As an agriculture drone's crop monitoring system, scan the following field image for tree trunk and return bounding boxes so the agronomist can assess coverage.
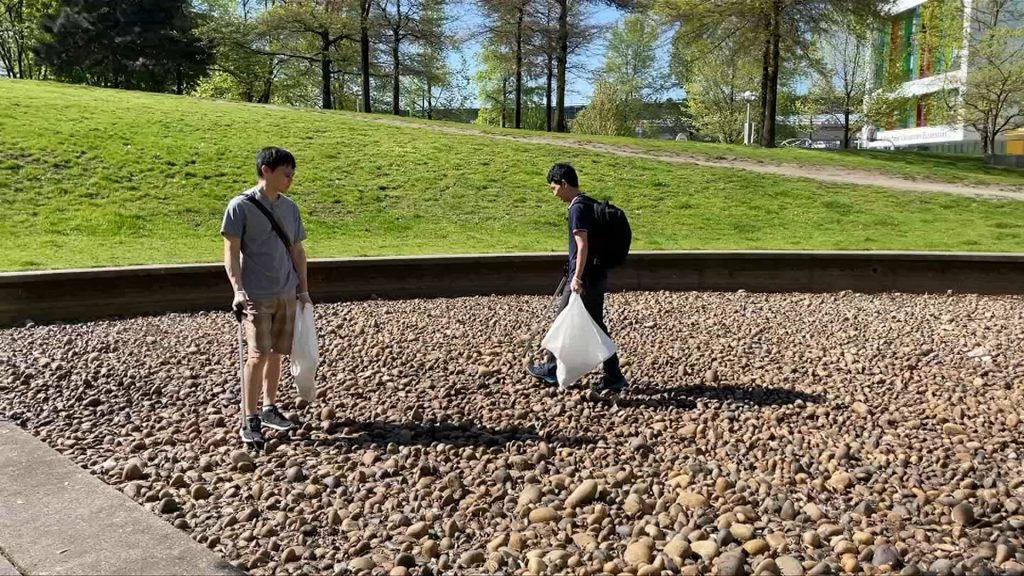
[392,30,401,115]
[426,74,433,120]
[843,108,851,149]
[321,55,333,109]
[360,1,373,114]
[759,12,771,138]
[260,76,272,103]
[514,3,524,129]
[760,0,781,148]
[555,0,569,132]
[501,75,508,128]
[259,58,274,104]
[546,53,554,132]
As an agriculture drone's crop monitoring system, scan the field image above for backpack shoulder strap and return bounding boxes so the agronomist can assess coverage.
[244,192,293,250]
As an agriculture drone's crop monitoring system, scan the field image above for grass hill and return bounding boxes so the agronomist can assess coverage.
[1,79,1023,271]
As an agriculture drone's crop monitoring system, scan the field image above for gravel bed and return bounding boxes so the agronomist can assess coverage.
[2,291,1023,576]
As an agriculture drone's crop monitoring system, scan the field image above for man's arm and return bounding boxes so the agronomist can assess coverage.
[224,236,243,293]
[224,236,247,318]
[291,241,311,303]
[571,230,588,292]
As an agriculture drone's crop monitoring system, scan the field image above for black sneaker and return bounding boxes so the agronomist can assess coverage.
[259,405,295,431]
[526,363,557,386]
[240,415,265,447]
[594,374,628,393]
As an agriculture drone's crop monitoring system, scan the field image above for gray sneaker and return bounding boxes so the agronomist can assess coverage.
[259,405,295,431]
[240,415,265,448]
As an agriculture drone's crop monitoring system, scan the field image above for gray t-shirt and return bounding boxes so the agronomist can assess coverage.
[220,187,307,299]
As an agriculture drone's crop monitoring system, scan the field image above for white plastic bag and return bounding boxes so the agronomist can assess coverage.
[541,292,618,389]
[290,302,319,402]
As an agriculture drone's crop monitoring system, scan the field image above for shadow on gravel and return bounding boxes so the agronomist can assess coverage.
[587,384,824,410]
[321,421,595,449]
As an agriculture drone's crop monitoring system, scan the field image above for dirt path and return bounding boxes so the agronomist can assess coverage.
[365,115,1024,201]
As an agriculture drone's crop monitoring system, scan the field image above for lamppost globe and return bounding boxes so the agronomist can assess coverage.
[741,91,757,144]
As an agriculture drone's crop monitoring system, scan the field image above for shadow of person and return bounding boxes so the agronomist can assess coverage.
[314,419,595,449]
[585,380,823,410]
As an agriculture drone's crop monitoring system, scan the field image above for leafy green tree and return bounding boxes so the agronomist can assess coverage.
[808,12,874,148]
[0,0,57,78]
[657,0,888,146]
[570,80,638,136]
[572,12,664,137]
[194,0,278,103]
[674,30,759,143]
[34,0,211,93]
[601,12,664,102]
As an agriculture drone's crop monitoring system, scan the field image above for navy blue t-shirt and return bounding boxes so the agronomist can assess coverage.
[567,195,595,278]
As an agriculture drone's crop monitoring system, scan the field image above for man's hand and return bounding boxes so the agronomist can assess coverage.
[298,291,312,306]
[232,291,248,322]
[569,276,584,294]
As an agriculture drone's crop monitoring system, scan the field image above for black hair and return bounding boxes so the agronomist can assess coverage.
[547,163,579,188]
[256,147,296,178]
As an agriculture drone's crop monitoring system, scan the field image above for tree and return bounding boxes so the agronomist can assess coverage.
[672,24,759,143]
[476,0,536,129]
[524,0,601,131]
[194,0,279,103]
[570,80,637,135]
[544,0,638,132]
[572,12,663,137]
[254,0,356,109]
[809,13,873,148]
[601,12,664,102]
[377,0,438,115]
[34,0,211,94]
[474,39,514,127]
[404,49,470,119]
[657,0,888,146]
[353,0,373,112]
[404,0,464,119]
[0,0,56,79]
[941,0,1024,154]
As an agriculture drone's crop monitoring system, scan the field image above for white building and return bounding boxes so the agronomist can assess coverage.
[863,0,975,151]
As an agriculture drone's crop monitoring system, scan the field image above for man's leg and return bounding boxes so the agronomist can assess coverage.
[527,278,570,385]
[241,300,273,444]
[244,356,267,414]
[259,295,296,431]
[580,284,625,386]
[262,353,283,405]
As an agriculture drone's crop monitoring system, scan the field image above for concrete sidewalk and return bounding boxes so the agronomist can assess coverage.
[0,422,241,575]
[0,554,19,576]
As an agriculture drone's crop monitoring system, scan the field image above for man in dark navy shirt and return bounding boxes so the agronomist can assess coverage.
[527,163,627,392]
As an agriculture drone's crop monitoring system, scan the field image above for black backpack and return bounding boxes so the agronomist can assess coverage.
[581,196,632,269]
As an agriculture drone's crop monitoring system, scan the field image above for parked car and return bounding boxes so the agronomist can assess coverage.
[779,138,813,148]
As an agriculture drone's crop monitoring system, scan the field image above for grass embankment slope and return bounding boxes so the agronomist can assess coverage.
[1,79,1023,271]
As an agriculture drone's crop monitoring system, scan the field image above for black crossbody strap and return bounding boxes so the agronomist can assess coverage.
[244,193,293,251]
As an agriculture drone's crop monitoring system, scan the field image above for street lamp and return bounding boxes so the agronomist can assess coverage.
[742,91,758,145]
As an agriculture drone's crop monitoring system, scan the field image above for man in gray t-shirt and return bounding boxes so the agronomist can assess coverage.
[221,147,311,447]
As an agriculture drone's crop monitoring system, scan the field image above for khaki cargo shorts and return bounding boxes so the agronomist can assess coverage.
[243,294,297,357]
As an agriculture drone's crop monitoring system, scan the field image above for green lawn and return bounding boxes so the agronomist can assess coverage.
[1,79,1024,271]
[402,115,1024,189]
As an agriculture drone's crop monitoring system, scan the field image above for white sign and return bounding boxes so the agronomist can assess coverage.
[876,125,964,146]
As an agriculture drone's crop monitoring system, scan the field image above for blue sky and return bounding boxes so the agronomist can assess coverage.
[447,2,680,107]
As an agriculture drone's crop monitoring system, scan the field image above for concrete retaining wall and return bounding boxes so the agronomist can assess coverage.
[2,251,1023,326]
